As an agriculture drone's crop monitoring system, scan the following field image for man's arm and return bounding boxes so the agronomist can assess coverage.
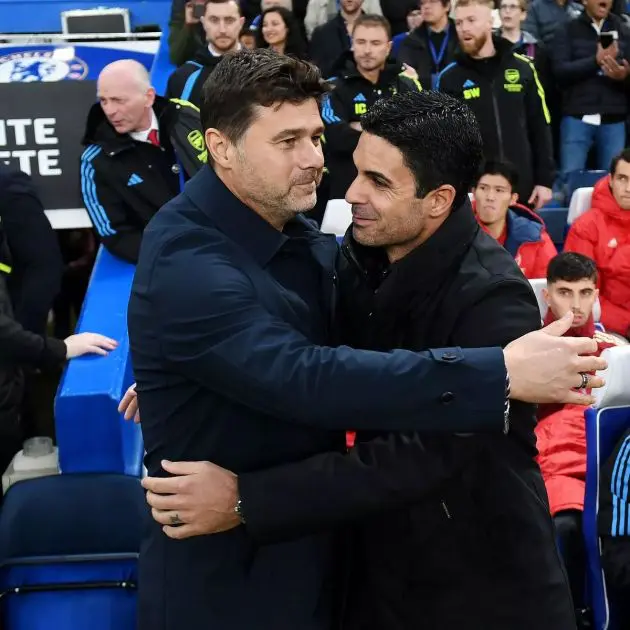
[551,25,600,88]
[518,55,555,190]
[80,147,143,263]
[321,89,363,156]
[0,311,67,368]
[151,229,507,433]
[237,280,541,543]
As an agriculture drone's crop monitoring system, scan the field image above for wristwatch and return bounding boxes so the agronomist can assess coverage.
[234,497,246,525]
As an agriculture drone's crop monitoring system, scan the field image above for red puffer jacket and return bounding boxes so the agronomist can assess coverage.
[535,311,624,515]
[564,175,630,337]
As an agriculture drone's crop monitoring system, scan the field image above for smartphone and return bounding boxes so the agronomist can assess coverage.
[192,2,205,18]
[599,31,617,49]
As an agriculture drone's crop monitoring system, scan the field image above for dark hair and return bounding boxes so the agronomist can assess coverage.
[256,7,307,58]
[547,252,598,285]
[204,0,241,15]
[200,49,330,145]
[610,148,630,176]
[360,90,484,205]
[476,160,519,192]
[353,14,392,39]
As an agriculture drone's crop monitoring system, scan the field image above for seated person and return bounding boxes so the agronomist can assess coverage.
[564,149,630,339]
[81,60,204,263]
[599,427,630,628]
[535,252,628,615]
[473,160,557,279]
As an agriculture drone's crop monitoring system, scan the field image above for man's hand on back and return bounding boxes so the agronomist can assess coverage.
[142,460,240,539]
[504,311,606,405]
[118,383,140,422]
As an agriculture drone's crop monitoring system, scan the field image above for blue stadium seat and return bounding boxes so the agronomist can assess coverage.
[567,170,607,205]
[55,246,142,476]
[538,206,569,251]
[150,27,175,97]
[0,474,147,630]
[583,346,630,630]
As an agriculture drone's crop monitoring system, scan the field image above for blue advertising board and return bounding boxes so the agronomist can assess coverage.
[0,42,157,82]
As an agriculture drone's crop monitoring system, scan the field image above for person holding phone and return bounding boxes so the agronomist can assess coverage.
[551,0,630,199]
[168,0,208,66]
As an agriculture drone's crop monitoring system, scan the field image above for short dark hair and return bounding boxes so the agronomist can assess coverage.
[360,90,484,205]
[547,252,598,285]
[610,148,630,176]
[353,14,392,39]
[204,0,241,14]
[476,160,519,192]
[200,49,330,145]
[255,7,307,57]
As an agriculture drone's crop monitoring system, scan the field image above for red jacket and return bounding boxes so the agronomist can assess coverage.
[473,201,558,279]
[535,312,623,516]
[564,175,630,337]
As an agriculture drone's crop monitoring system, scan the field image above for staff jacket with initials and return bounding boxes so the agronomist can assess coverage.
[321,54,422,199]
[437,36,555,203]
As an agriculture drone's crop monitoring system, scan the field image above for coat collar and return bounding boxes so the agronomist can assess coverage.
[343,198,479,293]
[183,165,335,268]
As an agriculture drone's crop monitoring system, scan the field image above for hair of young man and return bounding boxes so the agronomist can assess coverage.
[360,90,484,206]
[200,48,330,145]
[352,14,392,39]
[476,160,519,191]
[547,252,598,285]
[204,0,242,14]
[255,6,307,56]
[610,148,630,176]
[456,0,494,9]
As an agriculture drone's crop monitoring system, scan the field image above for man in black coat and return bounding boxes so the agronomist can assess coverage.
[136,86,600,629]
[0,166,62,336]
[0,217,117,473]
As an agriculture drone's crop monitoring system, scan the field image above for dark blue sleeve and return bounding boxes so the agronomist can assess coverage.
[153,229,507,433]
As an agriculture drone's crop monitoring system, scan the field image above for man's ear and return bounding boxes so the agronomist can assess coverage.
[205,128,232,169]
[542,287,550,305]
[510,191,519,206]
[428,184,456,218]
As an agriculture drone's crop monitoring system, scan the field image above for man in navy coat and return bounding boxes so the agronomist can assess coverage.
[128,49,605,630]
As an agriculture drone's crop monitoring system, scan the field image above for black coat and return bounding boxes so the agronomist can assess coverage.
[239,202,576,630]
[437,36,555,202]
[310,14,352,79]
[80,97,184,263]
[130,167,510,630]
[397,21,458,89]
[0,219,65,472]
[337,202,575,629]
[322,56,422,198]
[165,46,223,106]
[551,11,630,118]
[0,167,62,335]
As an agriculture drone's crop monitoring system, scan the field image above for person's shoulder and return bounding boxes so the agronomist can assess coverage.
[0,166,32,196]
[463,228,534,294]
[511,51,538,76]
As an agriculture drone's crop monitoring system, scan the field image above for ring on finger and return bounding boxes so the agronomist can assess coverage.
[579,372,589,389]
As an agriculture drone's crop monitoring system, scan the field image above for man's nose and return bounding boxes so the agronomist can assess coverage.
[300,139,324,170]
[345,177,364,205]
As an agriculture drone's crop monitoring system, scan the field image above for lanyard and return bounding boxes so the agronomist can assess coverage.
[428,25,450,69]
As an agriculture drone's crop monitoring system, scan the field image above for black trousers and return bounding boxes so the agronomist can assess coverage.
[554,509,586,611]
